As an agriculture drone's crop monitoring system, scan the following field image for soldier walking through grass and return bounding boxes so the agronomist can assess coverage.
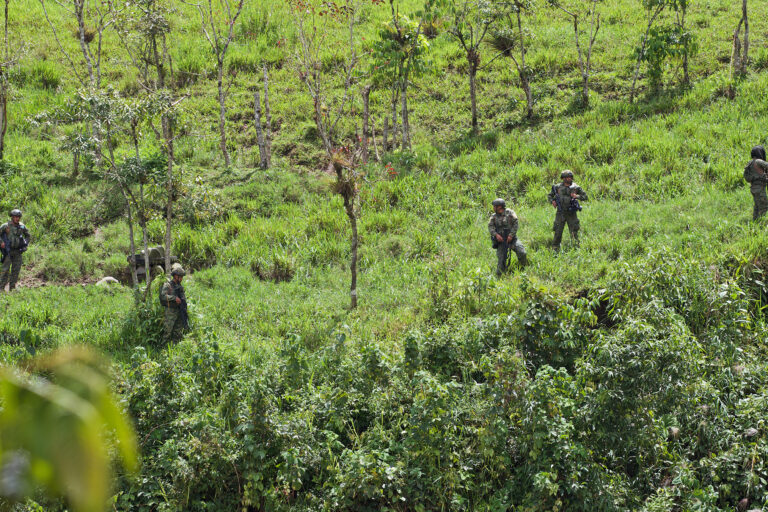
[160,263,189,341]
[0,209,30,291]
[489,198,527,275]
[548,170,588,251]
[743,145,768,220]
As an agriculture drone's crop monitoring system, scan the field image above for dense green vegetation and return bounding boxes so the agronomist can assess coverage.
[2,0,768,509]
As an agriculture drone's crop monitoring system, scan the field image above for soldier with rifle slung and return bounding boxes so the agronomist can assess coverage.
[160,263,189,341]
[0,209,30,291]
[548,170,588,251]
[743,145,768,220]
[488,198,527,276]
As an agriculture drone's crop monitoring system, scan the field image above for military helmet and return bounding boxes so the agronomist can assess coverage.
[491,198,506,208]
[560,170,574,179]
[9,209,21,217]
[170,263,186,276]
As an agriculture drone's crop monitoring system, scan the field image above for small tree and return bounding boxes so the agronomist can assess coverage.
[181,0,245,168]
[630,0,695,99]
[112,0,180,271]
[446,0,500,132]
[731,0,748,79]
[546,0,601,107]
[370,2,430,149]
[40,0,115,167]
[288,0,368,156]
[490,0,535,119]
[331,148,361,309]
[0,0,23,163]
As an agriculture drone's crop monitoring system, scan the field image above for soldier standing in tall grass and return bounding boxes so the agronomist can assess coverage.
[0,209,30,291]
[743,145,768,220]
[488,198,528,275]
[548,170,588,251]
[160,264,189,342]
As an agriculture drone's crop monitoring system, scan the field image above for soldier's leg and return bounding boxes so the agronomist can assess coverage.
[163,308,178,341]
[496,245,508,275]
[0,255,10,290]
[552,213,566,250]
[754,193,761,220]
[8,253,23,290]
[512,240,528,267]
[171,317,184,341]
[566,214,581,246]
[756,190,768,219]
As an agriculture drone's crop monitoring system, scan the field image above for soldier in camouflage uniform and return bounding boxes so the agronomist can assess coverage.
[548,170,588,251]
[160,263,187,341]
[743,146,768,220]
[0,209,31,291]
[488,198,527,275]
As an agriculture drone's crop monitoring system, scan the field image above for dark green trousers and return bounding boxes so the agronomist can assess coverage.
[0,251,23,291]
[752,189,768,220]
[553,211,580,250]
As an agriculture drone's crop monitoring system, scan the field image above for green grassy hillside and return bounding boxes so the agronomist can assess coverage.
[2,0,768,510]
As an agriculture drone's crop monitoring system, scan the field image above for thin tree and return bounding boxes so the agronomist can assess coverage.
[731,0,748,78]
[370,1,430,150]
[181,0,245,168]
[490,0,535,119]
[40,0,115,167]
[0,0,22,162]
[288,0,364,155]
[447,0,500,132]
[630,0,666,103]
[112,0,179,271]
[331,148,361,309]
[547,0,601,107]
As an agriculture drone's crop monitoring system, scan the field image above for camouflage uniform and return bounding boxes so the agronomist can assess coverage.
[548,181,588,250]
[0,221,30,291]
[488,208,527,275]
[744,157,768,220]
[160,277,186,341]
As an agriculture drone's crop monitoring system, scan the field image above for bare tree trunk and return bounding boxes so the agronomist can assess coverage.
[254,90,268,169]
[73,152,80,178]
[137,183,149,290]
[731,18,744,81]
[0,85,6,161]
[217,63,231,167]
[468,50,479,133]
[741,0,749,74]
[401,81,410,150]
[263,65,272,166]
[162,115,174,272]
[348,202,357,309]
[516,10,533,118]
[361,85,371,164]
[371,116,380,162]
[383,116,389,152]
[0,0,8,162]
[121,187,139,289]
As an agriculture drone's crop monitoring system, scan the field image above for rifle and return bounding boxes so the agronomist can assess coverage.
[552,184,582,212]
[178,298,189,329]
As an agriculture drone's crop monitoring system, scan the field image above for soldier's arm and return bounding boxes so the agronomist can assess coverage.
[488,216,498,237]
[575,186,588,201]
[508,212,519,238]
[755,160,768,180]
[160,282,176,304]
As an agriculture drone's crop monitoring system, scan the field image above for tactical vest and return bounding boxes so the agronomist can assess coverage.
[5,223,28,250]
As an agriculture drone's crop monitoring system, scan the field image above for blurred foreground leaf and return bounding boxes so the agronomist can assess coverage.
[0,346,137,512]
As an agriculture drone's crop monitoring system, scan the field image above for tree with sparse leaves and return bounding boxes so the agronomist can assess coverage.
[181,0,245,168]
[445,0,500,132]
